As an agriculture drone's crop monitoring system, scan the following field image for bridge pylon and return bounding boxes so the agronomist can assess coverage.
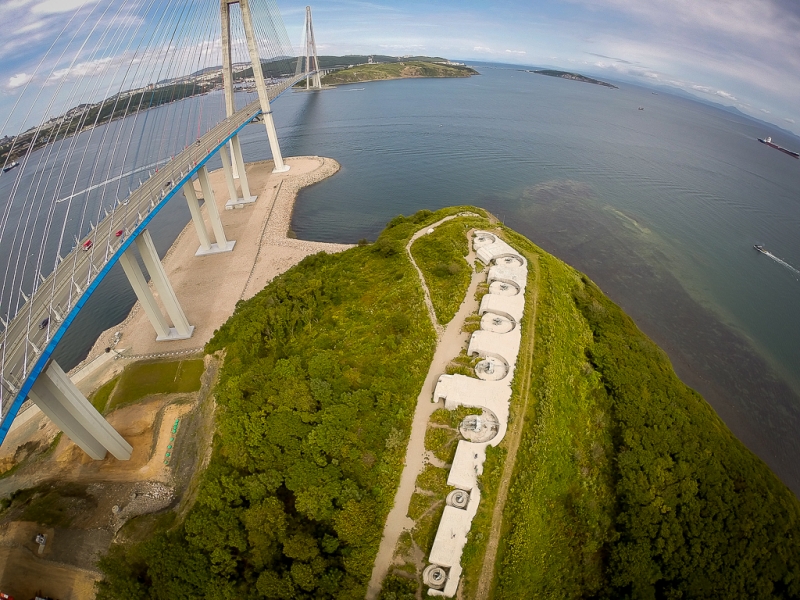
[221,0,289,175]
[304,6,322,90]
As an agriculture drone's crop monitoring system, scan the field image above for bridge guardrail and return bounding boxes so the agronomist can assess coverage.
[0,73,311,436]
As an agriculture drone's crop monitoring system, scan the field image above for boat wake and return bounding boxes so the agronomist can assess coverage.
[55,159,169,204]
[762,250,800,277]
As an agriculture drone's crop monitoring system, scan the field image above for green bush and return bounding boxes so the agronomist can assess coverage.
[424,427,458,463]
[491,227,800,599]
[410,217,487,325]
[378,574,417,600]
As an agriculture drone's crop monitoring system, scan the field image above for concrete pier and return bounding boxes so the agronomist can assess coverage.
[28,361,132,461]
[196,166,236,254]
[120,229,194,342]
[221,138,257,208]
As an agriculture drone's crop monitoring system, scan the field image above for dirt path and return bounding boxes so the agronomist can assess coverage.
[365,217,481,599]
[473,253,540,599]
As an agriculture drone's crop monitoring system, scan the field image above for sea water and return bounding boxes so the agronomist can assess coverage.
[281,64,800,494]
[2,63,800,494]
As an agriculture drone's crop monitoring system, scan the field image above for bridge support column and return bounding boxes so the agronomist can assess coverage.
[184,172,235,255]
[220,141,256,209]
[119,250,172,340]
[197,166,236,253]
[28,361,132,461]
[136,230,194,339]
[182,181,212,253]
[120,230,194,341]
[230,136,254,200]
[238,0,290,174]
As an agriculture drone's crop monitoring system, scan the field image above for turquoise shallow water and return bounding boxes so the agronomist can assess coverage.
[2,63,799,494]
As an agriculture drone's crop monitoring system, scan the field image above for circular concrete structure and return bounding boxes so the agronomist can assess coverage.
[459,409,500,443]
[495,255,524,268]
[475,356,509,381]
[447,489,470,509]
[489,280,520,296]
[423,564,448,589]
[481,312,515,333]
[473,232,497,249]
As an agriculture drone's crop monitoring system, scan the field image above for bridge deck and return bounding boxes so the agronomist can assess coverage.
[0,73,318,441]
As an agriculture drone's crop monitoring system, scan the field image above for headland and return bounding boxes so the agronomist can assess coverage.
[522,68,618,88]
[319,60,478,86]
[2,202,800,600]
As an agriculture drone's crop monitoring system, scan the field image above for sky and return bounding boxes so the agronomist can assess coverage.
[2,0,799,137]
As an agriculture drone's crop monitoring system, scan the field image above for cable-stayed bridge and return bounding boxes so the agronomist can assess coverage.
[0,0,327,458]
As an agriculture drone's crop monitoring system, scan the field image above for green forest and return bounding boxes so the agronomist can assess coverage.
[489,227,800,599]
[94,207,800,599]
[95,207,477,599]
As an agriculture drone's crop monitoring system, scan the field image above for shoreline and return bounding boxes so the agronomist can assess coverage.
[67,155,351,393]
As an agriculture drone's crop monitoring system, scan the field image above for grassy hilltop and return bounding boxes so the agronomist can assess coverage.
[318,60,477,86]
[93,207,800,599]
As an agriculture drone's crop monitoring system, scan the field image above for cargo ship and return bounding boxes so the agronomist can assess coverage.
[758,136,800,159]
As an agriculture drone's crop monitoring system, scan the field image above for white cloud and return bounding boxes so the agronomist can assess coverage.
[473,46,493,53]
[7,72,32,89]
[47,57,114,84]
[32,0,99,15]
[17,19,46,33]
[505,49,526,55]
[715,90,736,101]
[785,118,796,124]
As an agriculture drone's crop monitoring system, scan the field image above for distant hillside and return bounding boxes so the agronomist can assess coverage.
[319,61,477,86]
[524,69,618,89]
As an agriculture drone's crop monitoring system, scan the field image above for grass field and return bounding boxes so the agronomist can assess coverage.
[489,236,615,598]
[90,376,119,413]
[410,217,485,325]
[106,359,204,411]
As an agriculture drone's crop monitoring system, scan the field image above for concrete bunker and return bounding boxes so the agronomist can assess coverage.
[423,564,448,590]
[489,280,520,296]
[479,293,525,324]
[495,255,525,268]
[459,409,500,443]
[446,489,470,510]
[472,232,497,249]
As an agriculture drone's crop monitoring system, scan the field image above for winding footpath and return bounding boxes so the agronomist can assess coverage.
[366,215,481,599]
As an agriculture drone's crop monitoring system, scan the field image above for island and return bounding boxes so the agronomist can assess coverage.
[319,60,478,86]
[523,68,618,89]
[2,206,799,599]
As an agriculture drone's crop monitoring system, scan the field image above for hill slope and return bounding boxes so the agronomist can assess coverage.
[320,61,477,86]
[93,207,800,599]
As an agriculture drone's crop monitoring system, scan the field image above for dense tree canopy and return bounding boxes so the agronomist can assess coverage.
[96,208,483,599]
